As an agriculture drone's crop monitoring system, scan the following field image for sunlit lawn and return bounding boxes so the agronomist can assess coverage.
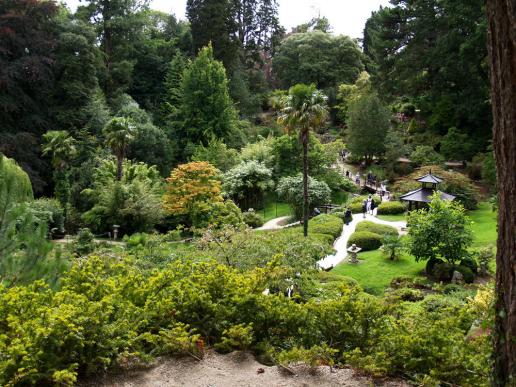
[376,213,407,222]
[332,250,425,295]
[261,201,292,222]
[469,202,497,248]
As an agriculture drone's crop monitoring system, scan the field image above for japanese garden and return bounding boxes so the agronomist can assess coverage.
[0,0,515,386]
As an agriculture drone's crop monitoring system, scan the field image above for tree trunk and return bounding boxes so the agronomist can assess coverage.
[302,132,309,237]
[486,1,516,385]
[116,155,123,181]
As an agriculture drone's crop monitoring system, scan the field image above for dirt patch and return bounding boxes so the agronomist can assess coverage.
[81,351,407,387]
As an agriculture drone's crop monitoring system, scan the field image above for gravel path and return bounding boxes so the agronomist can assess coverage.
[82,350,407,387]
[256,216,299,231]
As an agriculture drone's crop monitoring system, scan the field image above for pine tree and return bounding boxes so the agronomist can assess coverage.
[177,45,238,154]
[160,52,190,124]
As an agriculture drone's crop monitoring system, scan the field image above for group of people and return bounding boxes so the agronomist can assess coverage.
[362,195,376,218]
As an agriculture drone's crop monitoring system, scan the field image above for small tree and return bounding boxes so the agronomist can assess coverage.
[381,234,404,261]
[163,162,223,223]
[222,161,274,210]
[277,174,331,221]
[407,195,473,266]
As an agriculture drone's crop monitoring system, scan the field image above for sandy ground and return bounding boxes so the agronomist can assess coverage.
[81,351,408,387]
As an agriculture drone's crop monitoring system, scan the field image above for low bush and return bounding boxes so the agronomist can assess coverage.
[432,261,454,281]
[355,221,398,237]
[74,228,95,256]
[28,198,65,234]
[308,214,344,239]
[347,231,383,251]
[376,201,406,215]
[456,265,475,284]
[386,288,425,302]
[460,256,479,275]
[242,210,264,228]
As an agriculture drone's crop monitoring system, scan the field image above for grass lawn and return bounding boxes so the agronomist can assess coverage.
[376,213,407,222]
[261,201,292,222]
[332,250,426,295]
[469,202,497,248]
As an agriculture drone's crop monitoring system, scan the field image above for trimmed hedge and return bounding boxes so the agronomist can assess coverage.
[347,231,383,251]
[377,201,406,215]
[308,214,344,239]
[355,221,398,237]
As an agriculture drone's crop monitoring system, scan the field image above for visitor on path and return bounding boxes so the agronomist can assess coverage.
[362,199,367,218]
[344,208,352,225]
[345,170,350,179]
[367,171,373,184]
[371,196,377,215]
[380,183,386,197]
[314,207,321,216]
[366,195,372,214]
[355,172,360,185]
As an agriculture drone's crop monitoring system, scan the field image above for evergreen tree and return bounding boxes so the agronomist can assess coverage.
[346,94,389,163]
[160,52,190,124]
[177,45,238,156]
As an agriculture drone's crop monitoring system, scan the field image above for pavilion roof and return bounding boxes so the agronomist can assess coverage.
[416,172,443,184]
[399,188,455,203]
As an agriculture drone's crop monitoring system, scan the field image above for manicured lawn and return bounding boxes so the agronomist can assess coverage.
[469,202,497,248]
[261,201,293,222]
[376,213,407,222]
[332,250,426,295]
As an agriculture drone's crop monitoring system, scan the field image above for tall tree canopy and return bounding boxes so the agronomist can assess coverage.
[364,0,490,153]
[273,31,363,90]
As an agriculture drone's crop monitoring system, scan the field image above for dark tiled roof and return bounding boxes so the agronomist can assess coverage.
[416,172,443,184]
[400,188,455,203]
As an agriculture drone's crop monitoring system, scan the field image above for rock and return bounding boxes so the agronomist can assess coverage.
[451,270,464,284]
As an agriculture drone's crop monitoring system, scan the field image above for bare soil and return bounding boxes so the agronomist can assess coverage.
[81,350,408,387]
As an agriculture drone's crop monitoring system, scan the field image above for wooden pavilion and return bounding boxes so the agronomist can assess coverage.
[399,171,455,211]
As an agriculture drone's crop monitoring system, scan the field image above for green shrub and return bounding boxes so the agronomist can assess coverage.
[308,214,344,239]
[123,232,149,248]
[74,228,95,256]
[456,265,475,284]
[214,323,254,353]
[390,276,414,289]
[28,198,65,233]
[242,210,264,228]
[432,261,454,281]
[387,288,425,302]
[442,284,463,294]
[348,201,364,214]
[377,201,406,215]
[347,231,383,251]
[460,256,478,275]
[355,221,398,237]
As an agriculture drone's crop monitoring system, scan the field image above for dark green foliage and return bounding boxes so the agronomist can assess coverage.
[74,228,96,256]
[355,221,398,237]
[273,31,363,90]
[242,210,265,228]
[308,215,344,239]
[376,201,406,215]
[192,138,240,172]
[346,94,390,163]
[456,265,475,284]
[364,0,490,154]
[176,45,239,154]
[460,256,479,275]
[410,145,444,167]
[347,231,383,251]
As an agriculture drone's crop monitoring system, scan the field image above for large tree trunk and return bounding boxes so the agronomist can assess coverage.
[302,133,309,237]
[486,1,516,385]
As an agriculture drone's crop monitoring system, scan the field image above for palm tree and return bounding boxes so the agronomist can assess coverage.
[42,130,77,170]
[278,84,328,237]
[42,130,77,208]
[102,117,136,181]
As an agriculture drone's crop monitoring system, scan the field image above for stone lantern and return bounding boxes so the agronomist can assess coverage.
[347,244,362,264]
[113,225,120,240]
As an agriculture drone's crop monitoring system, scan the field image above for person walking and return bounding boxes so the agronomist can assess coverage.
[344,207,352,225]
[362,199,367,218]
[355,172,360,185]
[366,195,373,215]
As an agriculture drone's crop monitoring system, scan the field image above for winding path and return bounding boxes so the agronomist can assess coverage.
[317,210,407,270]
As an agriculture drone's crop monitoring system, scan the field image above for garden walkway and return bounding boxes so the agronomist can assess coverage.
[317,210,406,270]
[256,216,299,230]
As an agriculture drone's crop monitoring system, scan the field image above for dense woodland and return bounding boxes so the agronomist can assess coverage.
[0,0,514,386]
